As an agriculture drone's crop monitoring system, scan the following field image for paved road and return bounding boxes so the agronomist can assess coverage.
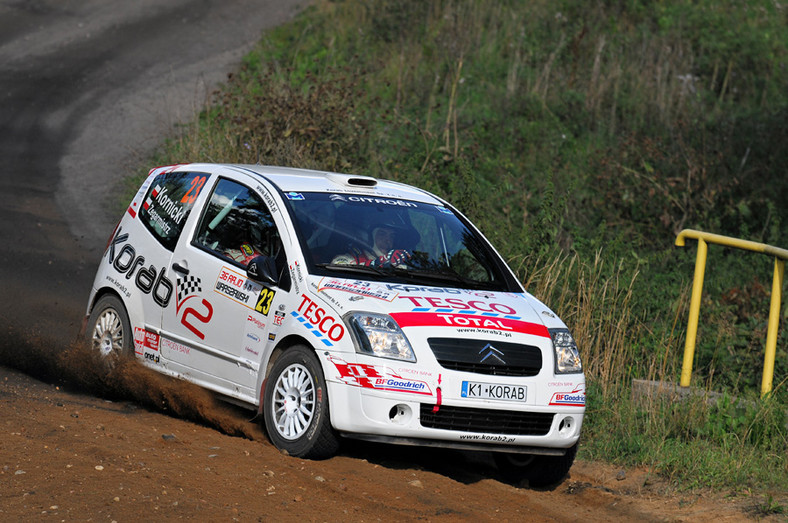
[0,0,306,343]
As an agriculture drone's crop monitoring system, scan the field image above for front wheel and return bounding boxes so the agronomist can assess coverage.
[493,443,578,488]
[86,294,132,368]
[263,346,339,459]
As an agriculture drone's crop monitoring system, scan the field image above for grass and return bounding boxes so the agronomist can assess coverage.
[519,251,787,492]
[138,0,788,496]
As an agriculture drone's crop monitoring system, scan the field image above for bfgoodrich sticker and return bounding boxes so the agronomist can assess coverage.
[549,388,586,406]
[329,356,431,395]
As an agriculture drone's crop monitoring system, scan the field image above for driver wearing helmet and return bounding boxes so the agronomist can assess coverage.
[331,222,411,267]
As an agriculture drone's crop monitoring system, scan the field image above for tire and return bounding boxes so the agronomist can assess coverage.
[493,443,578,488]
[87,294,133,368]
[263,345,339,459]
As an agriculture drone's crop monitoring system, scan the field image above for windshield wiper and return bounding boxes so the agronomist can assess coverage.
[316,263,493,289]
[393,268,487,288]
[315,263,390,277]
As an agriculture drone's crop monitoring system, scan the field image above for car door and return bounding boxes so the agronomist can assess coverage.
[160,175,287,400]
[127,166,209,363]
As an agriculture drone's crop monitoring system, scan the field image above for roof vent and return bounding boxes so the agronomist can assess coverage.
[347,177,378,187]
[325,172,378,188]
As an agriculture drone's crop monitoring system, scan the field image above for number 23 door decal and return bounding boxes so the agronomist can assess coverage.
[255,287,276,315]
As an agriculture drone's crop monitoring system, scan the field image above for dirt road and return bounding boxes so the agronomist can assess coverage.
[0,0,307,338]
[1,340,770,521]
[0,2,779,520]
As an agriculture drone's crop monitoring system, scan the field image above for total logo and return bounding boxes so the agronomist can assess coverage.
[390,311,550,338]
[438,314,514,330]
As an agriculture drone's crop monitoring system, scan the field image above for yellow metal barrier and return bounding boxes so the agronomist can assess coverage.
[675,229,787,397]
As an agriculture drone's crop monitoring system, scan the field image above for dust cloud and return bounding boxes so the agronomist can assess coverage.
[0,325,267,442]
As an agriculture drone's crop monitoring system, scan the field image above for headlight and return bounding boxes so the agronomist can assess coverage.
[550,328,582,374]
[346,312,416,362]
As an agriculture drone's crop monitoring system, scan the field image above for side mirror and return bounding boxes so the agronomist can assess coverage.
[246,255,278,285]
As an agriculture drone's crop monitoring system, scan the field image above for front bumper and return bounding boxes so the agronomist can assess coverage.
[327,379,584,451]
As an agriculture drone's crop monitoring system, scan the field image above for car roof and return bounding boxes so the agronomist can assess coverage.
[180,163,444,205]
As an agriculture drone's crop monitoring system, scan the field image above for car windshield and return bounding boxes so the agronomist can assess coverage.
[283,192,518,291]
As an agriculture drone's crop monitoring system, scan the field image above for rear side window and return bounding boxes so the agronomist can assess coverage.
[139,171,208,250]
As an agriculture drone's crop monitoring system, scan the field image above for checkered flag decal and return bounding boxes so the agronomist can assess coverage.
[177,276,202,305]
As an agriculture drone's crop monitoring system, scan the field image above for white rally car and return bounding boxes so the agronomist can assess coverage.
[85,163,585,486]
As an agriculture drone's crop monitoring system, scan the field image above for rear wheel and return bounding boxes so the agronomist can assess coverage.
[493,443,578,488]
[87,294,132,368]
[263,345,339,459]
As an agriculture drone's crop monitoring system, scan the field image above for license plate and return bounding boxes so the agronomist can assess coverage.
[461,381,526,402]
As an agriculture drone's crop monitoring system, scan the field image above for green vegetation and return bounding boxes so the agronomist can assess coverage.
[146,0,787,494]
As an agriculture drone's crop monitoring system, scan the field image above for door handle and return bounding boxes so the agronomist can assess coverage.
[172,262,189,275]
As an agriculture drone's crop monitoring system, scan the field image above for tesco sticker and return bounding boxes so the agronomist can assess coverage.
[297,294,345,342]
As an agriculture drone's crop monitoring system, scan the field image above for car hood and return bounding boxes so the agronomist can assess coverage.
[310,276,567,336]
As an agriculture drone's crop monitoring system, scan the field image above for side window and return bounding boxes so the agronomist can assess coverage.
[139,171,208,250]
[194,178,282,267]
